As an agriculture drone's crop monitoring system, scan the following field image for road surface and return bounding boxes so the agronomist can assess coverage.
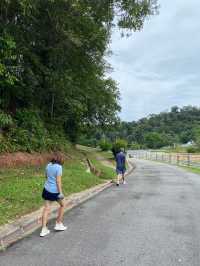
[1,159,200,266]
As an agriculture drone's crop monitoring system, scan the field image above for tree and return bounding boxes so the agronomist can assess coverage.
[99,139,112,151]
[144,132,166,149]
[0,0,158,150]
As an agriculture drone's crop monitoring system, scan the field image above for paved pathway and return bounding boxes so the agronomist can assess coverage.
[1,159,200,266]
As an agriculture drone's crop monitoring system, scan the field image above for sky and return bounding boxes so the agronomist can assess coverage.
[108,0,200,122]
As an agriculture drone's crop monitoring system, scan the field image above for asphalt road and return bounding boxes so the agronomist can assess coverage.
[1,159,200,266]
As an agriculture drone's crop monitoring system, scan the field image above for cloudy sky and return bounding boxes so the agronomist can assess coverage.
[108,0,200,121]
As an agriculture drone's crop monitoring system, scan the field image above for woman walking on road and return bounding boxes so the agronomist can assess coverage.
[40,154,67,237]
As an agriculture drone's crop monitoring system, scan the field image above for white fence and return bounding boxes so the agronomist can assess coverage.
[128,150,200,168]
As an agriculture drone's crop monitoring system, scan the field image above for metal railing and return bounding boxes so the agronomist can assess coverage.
[128,150,200,168]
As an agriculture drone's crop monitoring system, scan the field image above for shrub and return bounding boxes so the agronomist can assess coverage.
[130,142,141,150]
[8,109,48,152]
[99,139,112,151]
[0,109,72,154]
[186,146,199,153]
[77,135,97,147]
[111,138,128,157]
[0,134,13,153]
[0,110,13,129]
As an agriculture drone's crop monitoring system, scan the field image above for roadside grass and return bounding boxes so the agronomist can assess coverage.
[98,151,114,160]
[76,145,115,179]
[85,151,115,181]
[0,148,115,226]
[181,166,200,175]
[90,157,115,180]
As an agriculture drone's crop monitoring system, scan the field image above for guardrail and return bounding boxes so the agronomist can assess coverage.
[128,150,200,168]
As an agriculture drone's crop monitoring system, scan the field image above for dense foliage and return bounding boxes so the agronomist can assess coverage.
[81,106,200,150]
[0,0,157,152]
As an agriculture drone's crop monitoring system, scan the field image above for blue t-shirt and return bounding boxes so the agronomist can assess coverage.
[116,152,126,170]
[44,163,62,193]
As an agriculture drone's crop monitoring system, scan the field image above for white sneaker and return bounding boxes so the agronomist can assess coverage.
[54,222,67,231]
[40,227,50,237]
[123,180,127,185]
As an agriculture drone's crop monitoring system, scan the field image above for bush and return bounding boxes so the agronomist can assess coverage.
[111,138,128,157]
[8,109,48,152]
[0,108,72,154]
[47,130,71,152]
[99,139,112,151]
[0,110,13,129]
[186,146,200,153]
[0,109,71,153]
[0,134,13,153]
[112,138,127,151]
[129,142,141,150]
[77,135,97,147]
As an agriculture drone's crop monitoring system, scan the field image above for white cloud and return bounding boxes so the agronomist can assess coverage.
[107,0,200,121]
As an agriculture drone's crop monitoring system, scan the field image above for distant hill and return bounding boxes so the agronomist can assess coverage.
[78,105,200,149]
[114,106,200,148]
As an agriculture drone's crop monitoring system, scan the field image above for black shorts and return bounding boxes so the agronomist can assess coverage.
[42,188,59,201]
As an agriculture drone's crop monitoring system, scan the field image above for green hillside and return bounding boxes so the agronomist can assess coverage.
[81,106,200,150]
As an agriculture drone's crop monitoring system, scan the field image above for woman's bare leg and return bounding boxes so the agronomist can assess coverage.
[56,199,65,223]
[42,201,51,228]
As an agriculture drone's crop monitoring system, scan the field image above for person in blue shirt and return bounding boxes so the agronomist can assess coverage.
[116,149,126,186]
[40,154,67,237]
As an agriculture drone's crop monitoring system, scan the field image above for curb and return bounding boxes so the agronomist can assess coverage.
[0,181,113,251]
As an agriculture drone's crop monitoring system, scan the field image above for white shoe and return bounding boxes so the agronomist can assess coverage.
[40,227,50,237]
[54,222,67,231]
[123,180,127,185]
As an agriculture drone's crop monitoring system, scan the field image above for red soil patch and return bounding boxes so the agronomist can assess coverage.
[0,152,70,168]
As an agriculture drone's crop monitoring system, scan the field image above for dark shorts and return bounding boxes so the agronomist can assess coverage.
[116,168,126,175]
[42,188,59,201]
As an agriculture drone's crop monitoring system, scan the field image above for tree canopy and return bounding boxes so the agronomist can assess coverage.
[0,0,157,151]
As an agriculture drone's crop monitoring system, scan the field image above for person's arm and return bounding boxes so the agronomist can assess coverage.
[45,165,48,179]
[123,154,126,169]
[56,175,62,194]
[56,166,64,199]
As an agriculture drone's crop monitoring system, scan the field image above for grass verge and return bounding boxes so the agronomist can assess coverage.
[181,166,200,175]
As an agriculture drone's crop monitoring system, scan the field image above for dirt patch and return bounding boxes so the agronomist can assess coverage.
[0,152,70,168]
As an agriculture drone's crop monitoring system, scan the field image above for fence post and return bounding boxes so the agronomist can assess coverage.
[187,154,190,167]
[177,154,179,165]
[169,154,171,164]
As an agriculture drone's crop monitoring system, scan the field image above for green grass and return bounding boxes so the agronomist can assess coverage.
[181,166,200,175]
[0,153,114,226]
[85,151,115,180]
[98,151,114,160]
[91,157,115,180]
[77,145,116,179]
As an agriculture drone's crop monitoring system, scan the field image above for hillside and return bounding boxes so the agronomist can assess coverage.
[121,106,200,148]
[81,106,200,150]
